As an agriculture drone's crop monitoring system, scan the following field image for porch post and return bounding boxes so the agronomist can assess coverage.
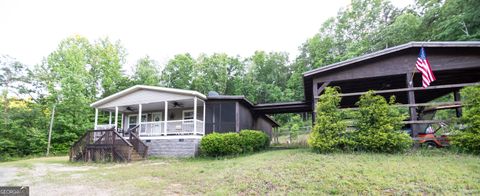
[94,108,98,129]
[203,100,206,135]
[109,111,112,125]
[138,104,142,132]
[114,106,119,129]
[121,113,124,129]
[193,97,197,135]
[164,101,168,136]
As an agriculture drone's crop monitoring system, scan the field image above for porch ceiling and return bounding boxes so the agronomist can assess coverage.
[97,98,205,112]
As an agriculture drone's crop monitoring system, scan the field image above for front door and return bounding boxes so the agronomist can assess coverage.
[151,112,163,135]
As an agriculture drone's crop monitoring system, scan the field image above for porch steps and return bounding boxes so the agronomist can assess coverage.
[130,151,145,161]
[69,127,149,162]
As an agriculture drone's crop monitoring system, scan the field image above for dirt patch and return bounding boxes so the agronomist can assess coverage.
[0,167,18,185]
[31,184,115,196]
[163,183,187,195]
[5,163,95,187]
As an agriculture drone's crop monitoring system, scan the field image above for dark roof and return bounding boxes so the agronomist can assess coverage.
[206,95,256,107]
[254,101,311,114]
[303,41,480,77]
[302,41,480,107]
[207,95,280,127]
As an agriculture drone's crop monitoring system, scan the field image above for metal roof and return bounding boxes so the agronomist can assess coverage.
[303,41,480,77]
[90,85,207,107]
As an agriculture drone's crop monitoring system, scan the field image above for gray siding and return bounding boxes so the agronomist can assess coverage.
[97,89,195,108]
[144,138,201,157]
[238,103,254,131]
[255,117,273,138]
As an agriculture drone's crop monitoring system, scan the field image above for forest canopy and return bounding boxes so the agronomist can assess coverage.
[1,0,479,158]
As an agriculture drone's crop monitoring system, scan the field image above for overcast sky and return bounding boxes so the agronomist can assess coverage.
[0,0,413,71]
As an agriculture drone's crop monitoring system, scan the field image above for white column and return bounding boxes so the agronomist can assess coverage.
[109,111,112,125]
[164,101,168,136]
[121,113,124,129]
[193,97,197,135]
[202,100,206,135]
[94,108,98,129]
[138,104,142,132]
[114,106,119,129]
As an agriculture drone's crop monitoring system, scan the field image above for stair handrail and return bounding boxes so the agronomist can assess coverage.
[69,129,98,161]
[70,128,136,162]
[128,125,149,158]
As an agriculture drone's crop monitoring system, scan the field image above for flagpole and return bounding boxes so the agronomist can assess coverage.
[409,66,416,87]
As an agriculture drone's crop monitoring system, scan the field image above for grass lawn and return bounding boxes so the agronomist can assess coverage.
[1,149,479,195]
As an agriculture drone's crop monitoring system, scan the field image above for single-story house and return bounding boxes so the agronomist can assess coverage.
[89,85,278,157]
[72,41,480,161]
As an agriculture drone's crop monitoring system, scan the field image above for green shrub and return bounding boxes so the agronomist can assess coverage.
[450,132,480,154]
[200,133,242,156]
[451,85,480,154]
[200,130,269,156]
[239,130,270,152]
[308,87,350,152]
[353,91,412,153]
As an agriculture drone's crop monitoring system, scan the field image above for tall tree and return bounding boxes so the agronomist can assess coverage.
[0,55,27,126]
[416,0,480,40]
[132,55,161,86]
[297,0,400,70]
[245,51,291,103]
[161,54,196,89]
[90,37,128,97]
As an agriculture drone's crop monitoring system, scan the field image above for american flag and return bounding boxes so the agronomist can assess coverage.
[416,47,436,88]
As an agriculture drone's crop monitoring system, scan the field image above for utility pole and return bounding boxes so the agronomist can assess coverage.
[46,104,56,156]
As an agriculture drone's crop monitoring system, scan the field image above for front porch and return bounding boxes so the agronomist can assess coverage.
[89,86,208,157]
[93,95,206,138]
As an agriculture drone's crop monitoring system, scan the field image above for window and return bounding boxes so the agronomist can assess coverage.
[127,114,146,129]
[183,110,194,120]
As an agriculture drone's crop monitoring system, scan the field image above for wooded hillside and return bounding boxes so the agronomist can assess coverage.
[1,0,479,158]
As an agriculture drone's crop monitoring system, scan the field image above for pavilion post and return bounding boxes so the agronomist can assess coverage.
[454,90,462,117]
[311,83,318,125]
[311,81,330,125]
[406,73,420,147]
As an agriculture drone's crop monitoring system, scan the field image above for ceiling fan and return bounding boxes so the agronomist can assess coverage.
[172,101,184,108]
[125,106,133,112]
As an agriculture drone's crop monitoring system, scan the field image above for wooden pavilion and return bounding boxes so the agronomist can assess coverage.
[254,41,480,139]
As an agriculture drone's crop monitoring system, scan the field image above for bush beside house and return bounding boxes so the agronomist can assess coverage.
[308,87,350,152]
[200,130,269,156]
[353,91,412,153]
[308,87,412,153]
[451,85,480,154]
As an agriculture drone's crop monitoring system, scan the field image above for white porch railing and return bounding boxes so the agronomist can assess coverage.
[139,121,165,136]
[93,124,115,140]
[95,124,114,130]
[138,120,205,137]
